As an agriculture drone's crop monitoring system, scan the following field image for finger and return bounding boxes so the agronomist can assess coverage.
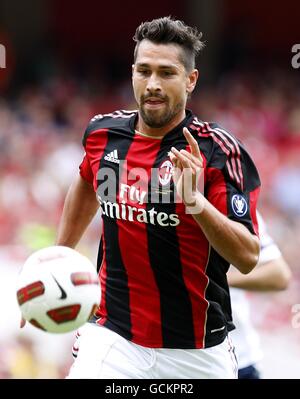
[180,149,203,167]
[169,151,178,165]
[171,147,194,171]
[171,148,202,177]
[179,153,199,175]
[169,151,183,170]
[183,127,201,158]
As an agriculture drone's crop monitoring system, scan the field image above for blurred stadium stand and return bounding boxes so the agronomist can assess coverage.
[0,0,299,378]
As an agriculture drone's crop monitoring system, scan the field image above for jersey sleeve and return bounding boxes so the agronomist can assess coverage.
[78,115,105,185]
[79,152,94,184]
[205,132,261,236]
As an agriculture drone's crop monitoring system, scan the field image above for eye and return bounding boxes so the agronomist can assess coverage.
[162,71,175,77]
[138,69,150,76]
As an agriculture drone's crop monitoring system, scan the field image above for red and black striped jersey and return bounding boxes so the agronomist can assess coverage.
[79,109,260,349]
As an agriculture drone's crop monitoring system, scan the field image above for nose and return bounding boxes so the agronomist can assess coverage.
[146,73,161,93]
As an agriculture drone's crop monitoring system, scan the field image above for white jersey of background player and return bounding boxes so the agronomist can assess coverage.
[228,212,291,378]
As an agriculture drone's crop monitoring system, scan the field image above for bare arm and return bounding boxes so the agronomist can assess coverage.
[56,174,100,248]
[191,198,260,274]
[227,256,292,291]
[170,128,260,275]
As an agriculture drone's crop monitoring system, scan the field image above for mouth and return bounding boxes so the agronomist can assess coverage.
[143,98,166,109]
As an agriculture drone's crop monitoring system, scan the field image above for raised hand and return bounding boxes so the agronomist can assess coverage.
[170,127,205,214]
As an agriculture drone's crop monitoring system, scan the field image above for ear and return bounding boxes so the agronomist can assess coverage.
[132,64,135,76]
[186,69,199,95]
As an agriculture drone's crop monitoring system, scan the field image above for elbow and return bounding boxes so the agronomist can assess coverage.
[276,265,292,291]
[237,237,260,275]
[282,269,292,289]
[276,280,289,291]
[268,257,292,291]
[239,253,259,275]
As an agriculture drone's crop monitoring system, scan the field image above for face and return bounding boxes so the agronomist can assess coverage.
[132,40,198,129]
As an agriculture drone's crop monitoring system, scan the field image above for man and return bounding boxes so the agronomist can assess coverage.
[57,17,261,378]
[228,212,291,379]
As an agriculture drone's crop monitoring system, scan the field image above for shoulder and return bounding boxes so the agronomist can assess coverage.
[189,117,260,191]
[83,109,137,145]
[189,117,243,157]
[188,117,241,168]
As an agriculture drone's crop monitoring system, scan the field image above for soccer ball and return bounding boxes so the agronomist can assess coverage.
[16,246,101,333]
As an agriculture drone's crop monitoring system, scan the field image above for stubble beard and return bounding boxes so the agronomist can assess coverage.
[139,101,184,129]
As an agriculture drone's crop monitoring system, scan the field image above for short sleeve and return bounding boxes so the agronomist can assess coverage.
[205,134,260,236]
[79,118,96,185]
[79,152,94,184]
[79,114,111,189]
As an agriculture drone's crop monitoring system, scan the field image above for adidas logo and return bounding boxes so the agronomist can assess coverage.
[104,149,120,164]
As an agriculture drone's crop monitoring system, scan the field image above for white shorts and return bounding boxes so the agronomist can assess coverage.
[67,323,238,379]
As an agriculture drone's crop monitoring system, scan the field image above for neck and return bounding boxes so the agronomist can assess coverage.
[136,109,186,138]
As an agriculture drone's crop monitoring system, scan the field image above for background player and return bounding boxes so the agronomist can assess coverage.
[229,212,291,378]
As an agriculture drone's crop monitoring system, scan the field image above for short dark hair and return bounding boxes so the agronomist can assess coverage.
[133,16,205,71]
